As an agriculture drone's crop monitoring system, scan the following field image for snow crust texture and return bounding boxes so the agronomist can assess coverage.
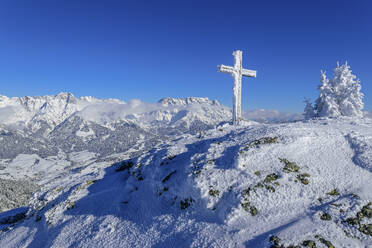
[1,118,371,247]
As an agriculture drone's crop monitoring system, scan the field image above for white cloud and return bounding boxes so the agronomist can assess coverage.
[77,100,169,123]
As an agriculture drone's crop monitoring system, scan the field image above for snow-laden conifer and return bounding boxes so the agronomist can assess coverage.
[332,62,364,117]
[314,70,340,117]
[314,63,363,117]
[303,98,315,119]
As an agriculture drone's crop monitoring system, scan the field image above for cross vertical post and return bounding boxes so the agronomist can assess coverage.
[218,50,257,125]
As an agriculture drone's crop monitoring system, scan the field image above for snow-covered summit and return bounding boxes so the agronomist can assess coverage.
[0,118,371,247]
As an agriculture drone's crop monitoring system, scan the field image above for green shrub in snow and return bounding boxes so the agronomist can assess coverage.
[264,173,279,183]
[208,188,220,197]
[66,201,75,210]
[269,235,280,246]
[315,235,335,248]
[242,188,251,198]
[361,202,372,218]
[86,180,97,186]
[279,158,300,173]
[358,224,372,236]
[302,240,316,248]
[296,174,310,185]
[345,202,372,236]
[246,137,278,148]
[326,189,339,196]
[254,182,264,188]
[265,184,275,192]
[345,217,360,226]
[320,212,332,221]
[249,206,258,216]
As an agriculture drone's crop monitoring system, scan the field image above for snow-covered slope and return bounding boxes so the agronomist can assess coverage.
[1,118,371,247]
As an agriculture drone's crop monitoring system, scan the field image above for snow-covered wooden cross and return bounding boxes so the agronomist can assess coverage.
[218,50,256,125]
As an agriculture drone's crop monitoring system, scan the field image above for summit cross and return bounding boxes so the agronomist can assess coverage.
[218,50,257,125]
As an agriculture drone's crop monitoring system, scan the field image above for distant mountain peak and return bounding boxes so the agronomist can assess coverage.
[158,97,220,106]
[55,91,76,100]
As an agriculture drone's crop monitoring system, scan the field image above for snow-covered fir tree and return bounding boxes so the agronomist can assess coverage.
[332,62,364,117]
[314,62,363,117]
[314,70,340,117]
[303,98,315,119]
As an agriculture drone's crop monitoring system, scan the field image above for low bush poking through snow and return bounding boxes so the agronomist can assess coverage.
[296,173,310,185]
[345,202,372,236]
[302,240,316,248]
[208,187,220,197]
[269,234,335,248]
[327,189,340,196]
[315,235,335,248]
[320,212,332,221]
[263,173,279,183]
[240,137,279,153]
[279,158,300,173]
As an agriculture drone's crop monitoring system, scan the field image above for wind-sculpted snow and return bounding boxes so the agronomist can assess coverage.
[346,133,372,173]
[1,118,371,247]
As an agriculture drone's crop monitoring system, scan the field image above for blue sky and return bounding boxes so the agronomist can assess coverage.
[0,0,371,112]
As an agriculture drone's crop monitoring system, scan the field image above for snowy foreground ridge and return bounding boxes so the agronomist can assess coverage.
[0,118,371,247]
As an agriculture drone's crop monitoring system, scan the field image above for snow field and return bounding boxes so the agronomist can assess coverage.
[0,118,371,247]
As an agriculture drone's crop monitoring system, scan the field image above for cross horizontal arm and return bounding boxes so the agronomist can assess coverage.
[218,64,235,74]
[241,68,257,78]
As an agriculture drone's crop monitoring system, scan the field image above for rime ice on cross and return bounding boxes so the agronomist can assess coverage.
[218,50,257,125]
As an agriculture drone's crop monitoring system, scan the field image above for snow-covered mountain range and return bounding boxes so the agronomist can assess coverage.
[0,93,228,131]
[0,93,305,160]
[0,93,233,159]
